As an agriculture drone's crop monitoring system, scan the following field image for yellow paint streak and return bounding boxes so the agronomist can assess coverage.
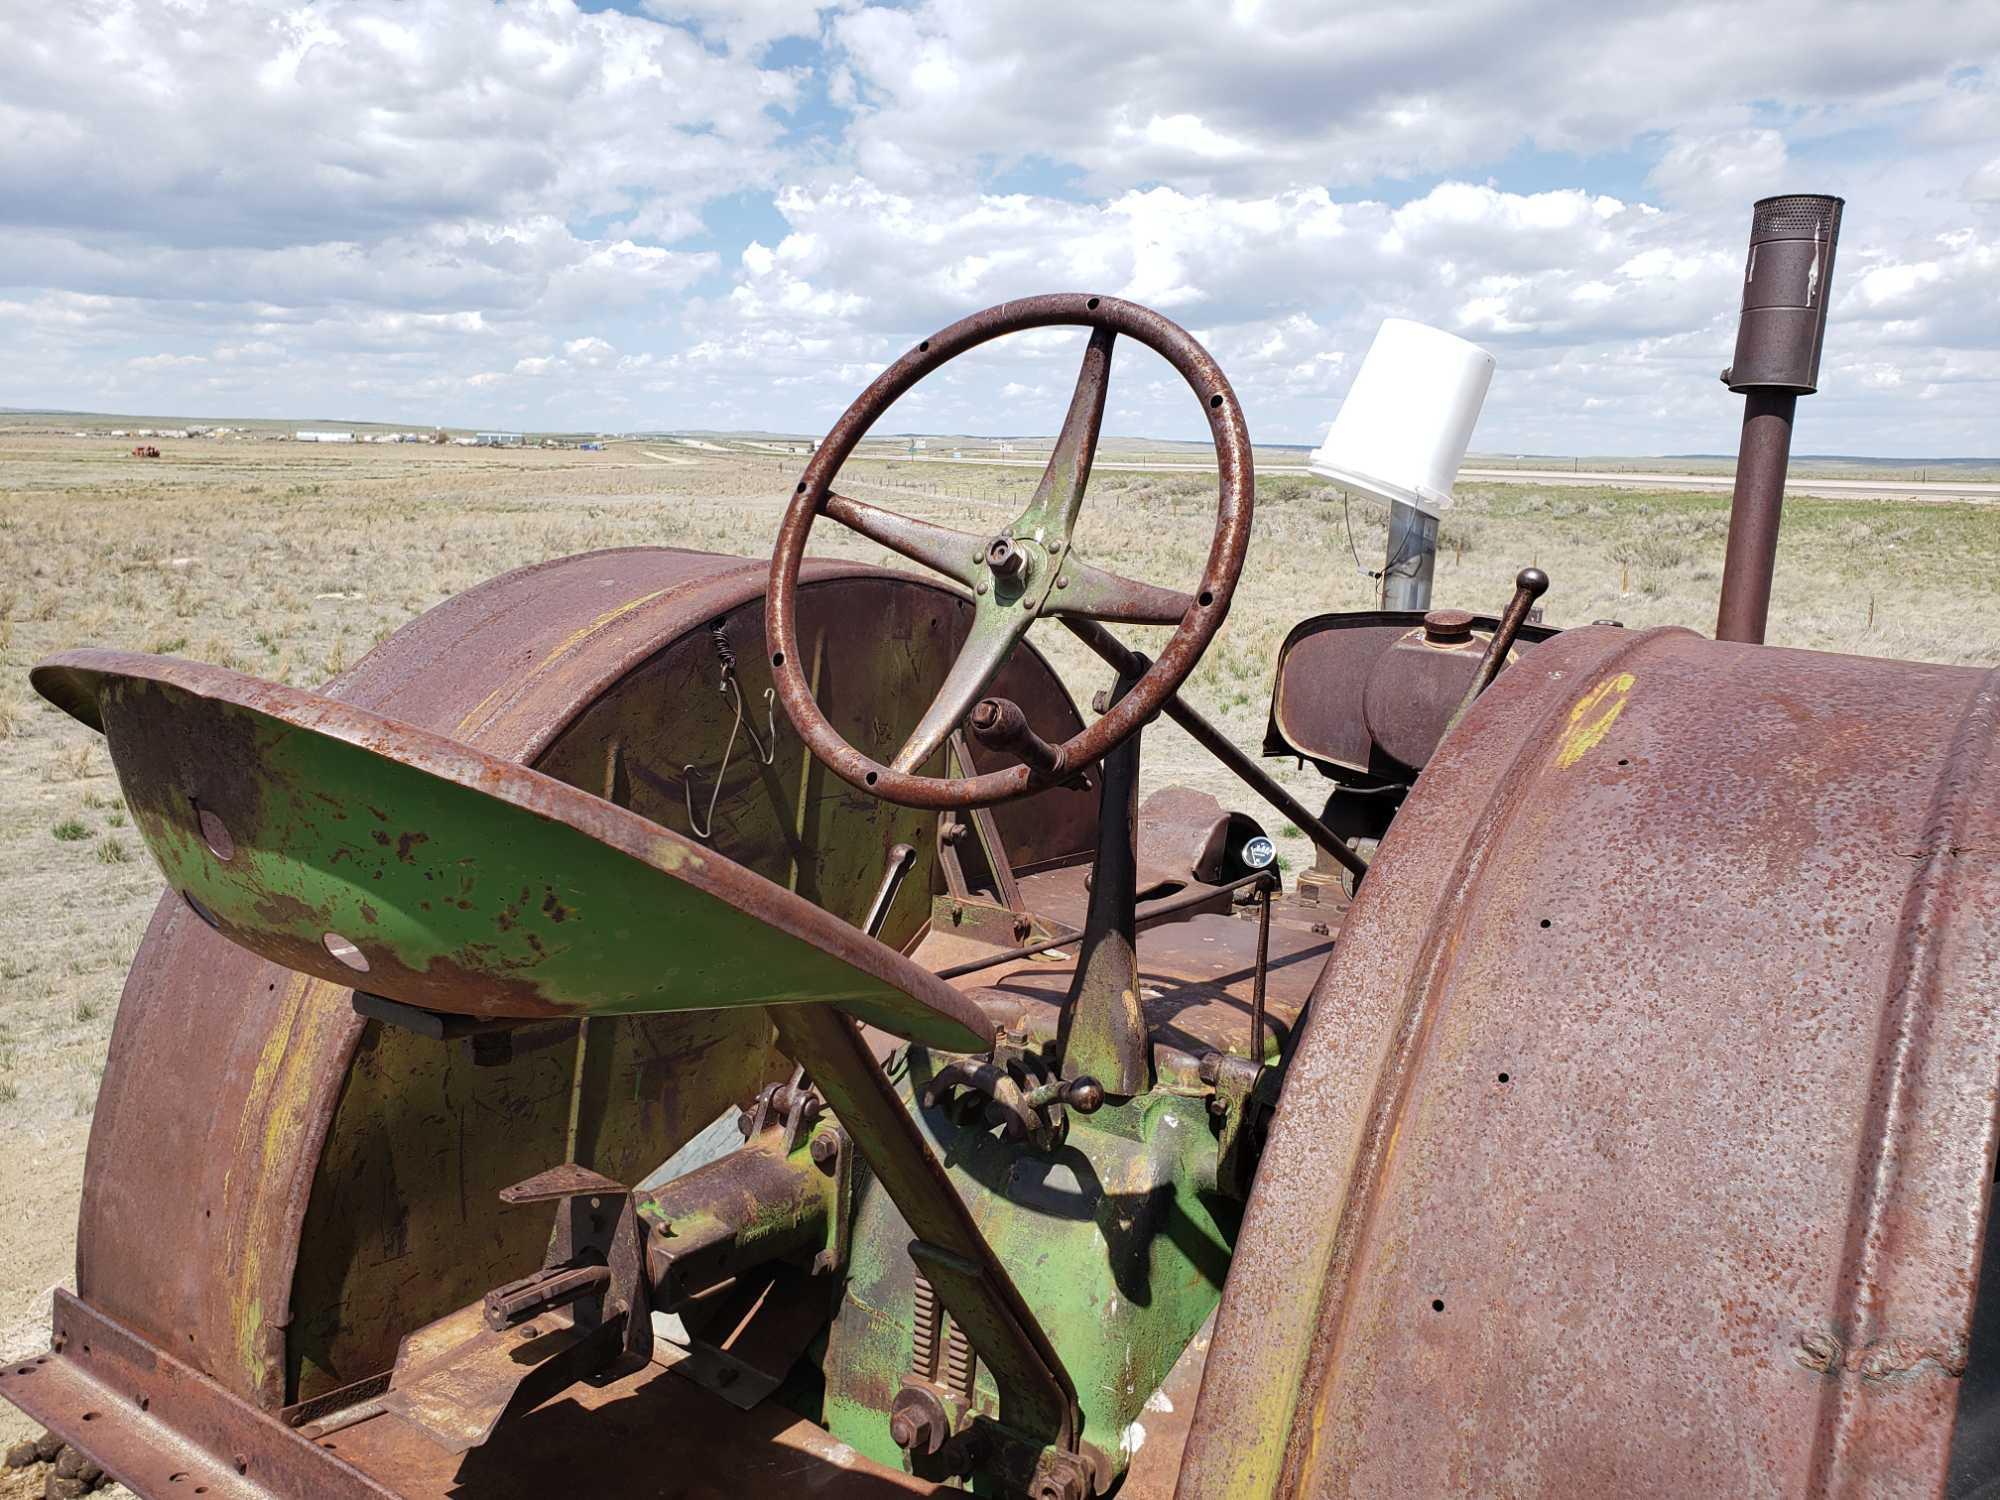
[1554,671,1635,769]
[225,969,357,1398]
[453,587,672,738]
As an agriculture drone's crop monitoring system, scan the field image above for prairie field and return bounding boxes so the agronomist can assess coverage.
[2,427,1998,1460]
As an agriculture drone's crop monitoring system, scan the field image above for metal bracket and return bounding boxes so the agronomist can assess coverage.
[1202,1051,1277,1201]
[740,1064,825,1153]
[768,1006,1081,1455]
[810,1124,856,1277]
[492,1162,651,1367]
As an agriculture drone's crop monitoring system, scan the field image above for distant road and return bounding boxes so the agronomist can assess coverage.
[1455,466,2000,502]
[851,452,2000,503]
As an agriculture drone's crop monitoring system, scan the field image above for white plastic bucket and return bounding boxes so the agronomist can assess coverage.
[1308,319,1495,518]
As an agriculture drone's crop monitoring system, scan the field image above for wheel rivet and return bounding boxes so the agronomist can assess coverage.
[1057,576,1069,589]
[976,581,988,595]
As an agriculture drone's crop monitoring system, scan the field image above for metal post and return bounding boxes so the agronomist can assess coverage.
[1714,391,1799,644]
[1381,499,1437,612]
[1055,658,1151,1098]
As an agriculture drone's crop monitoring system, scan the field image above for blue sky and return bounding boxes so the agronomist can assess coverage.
[1,1,1996,455]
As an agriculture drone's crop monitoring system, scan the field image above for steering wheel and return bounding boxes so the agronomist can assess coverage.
[766,293,1253,810]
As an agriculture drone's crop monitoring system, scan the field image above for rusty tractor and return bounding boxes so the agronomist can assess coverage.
[6,200,1999,1499]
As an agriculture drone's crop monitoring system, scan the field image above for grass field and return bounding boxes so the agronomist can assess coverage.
[2,427,1998,1460]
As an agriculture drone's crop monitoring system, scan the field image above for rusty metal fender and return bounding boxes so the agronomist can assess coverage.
[56,548,1093,1412]
[1182,625,2000,1497]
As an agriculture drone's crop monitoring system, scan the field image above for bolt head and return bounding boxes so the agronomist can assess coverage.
[986,536,1027,577]
[889,1389,951,1456]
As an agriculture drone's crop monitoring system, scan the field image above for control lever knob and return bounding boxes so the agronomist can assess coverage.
[1019,1075,1104,1114]
[1447,567,1551,731]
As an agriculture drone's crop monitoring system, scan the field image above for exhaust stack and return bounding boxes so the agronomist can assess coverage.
[1714,194,1844,643]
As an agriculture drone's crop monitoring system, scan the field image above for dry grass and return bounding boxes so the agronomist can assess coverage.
[0,428,1997,1390]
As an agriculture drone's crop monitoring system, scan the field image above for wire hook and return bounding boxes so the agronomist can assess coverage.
[683,655,779,839]
[731,675,777,767]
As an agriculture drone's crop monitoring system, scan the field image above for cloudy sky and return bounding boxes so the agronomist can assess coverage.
[3,1,1996,455]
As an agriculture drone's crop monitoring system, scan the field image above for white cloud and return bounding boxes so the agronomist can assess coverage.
[828,1,2000,195]
[1645,129,1791,210]
[0,1,1993,453]
[563,336,618,366]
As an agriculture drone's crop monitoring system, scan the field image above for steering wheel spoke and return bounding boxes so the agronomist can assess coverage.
[1013,326,1115,548]
[889,603,1030,774]
[1047,555,1195,626]
[824,491,985,589]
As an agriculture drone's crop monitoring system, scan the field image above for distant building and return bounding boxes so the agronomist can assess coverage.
[475,431,524,447]
[297,430,355,443]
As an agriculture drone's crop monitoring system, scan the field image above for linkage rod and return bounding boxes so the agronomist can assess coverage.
[934,870,1276,982]
[1060,616,1369,879]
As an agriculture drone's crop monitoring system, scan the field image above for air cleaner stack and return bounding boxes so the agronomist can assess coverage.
[1308,319,1495,612]
[1714,193,1844,643]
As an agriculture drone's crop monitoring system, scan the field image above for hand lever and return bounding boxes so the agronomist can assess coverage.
[861,842,917,939]
[969,696,1064,776]
[1448,567,1549,732]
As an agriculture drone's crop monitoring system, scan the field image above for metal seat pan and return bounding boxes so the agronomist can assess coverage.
[33,648,994,1053]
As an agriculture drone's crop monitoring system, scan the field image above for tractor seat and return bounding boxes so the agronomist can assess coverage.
[31,649,993,1054]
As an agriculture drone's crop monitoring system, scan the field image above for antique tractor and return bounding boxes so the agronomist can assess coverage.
[5,270,1999,1499]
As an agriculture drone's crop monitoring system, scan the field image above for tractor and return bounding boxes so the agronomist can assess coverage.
[4,269,1998,1499]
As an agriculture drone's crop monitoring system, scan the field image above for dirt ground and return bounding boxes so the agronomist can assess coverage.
[2,427,1997,1468]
